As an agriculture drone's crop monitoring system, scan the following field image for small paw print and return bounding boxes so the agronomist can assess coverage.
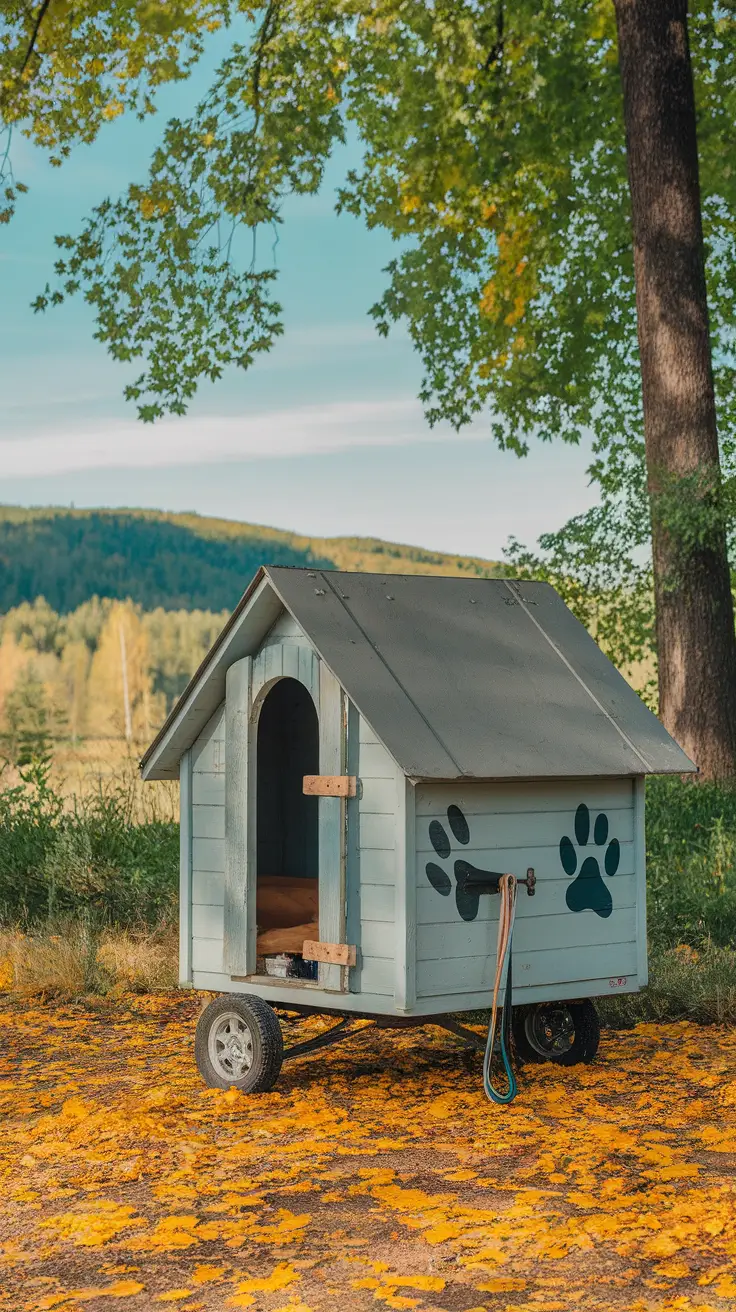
[425,805,494,922]
[560,803,620,919]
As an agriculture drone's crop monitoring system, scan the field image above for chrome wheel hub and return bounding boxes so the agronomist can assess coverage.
[209,1012,254,1080]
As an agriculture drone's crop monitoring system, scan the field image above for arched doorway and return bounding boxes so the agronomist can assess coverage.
[256,677,319,957]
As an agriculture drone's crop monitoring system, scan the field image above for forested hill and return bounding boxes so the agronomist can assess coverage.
[0,507,506,613]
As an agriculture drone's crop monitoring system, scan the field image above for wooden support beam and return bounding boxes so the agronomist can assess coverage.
[302,939,357,968]
[303,774,358,798]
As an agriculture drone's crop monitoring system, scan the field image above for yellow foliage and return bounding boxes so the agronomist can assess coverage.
[84,600,163,740]
[400,194,422,215]
[4,1005,736,1309]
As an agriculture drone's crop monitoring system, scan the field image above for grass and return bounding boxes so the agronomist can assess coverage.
[645,773,736,947]
[0,923,177,998]
[599,941,736,1026]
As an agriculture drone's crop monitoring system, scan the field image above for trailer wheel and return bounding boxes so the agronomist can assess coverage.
[195,995,284,1092]
[512,1000,600,1066]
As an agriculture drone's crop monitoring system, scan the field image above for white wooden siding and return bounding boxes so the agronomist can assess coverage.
[190,704,226,978]
[251,624,319,710]
[179,750,192,986]
[348,715,400,996]
[414,778,640,1000]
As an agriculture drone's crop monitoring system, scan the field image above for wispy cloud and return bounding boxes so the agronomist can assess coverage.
[1,397,481,479]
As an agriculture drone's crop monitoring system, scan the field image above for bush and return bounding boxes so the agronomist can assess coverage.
[0,768,178,927]
[646,775,736,948]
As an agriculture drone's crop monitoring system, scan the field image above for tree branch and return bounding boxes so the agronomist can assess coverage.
[483,1,504,72]
[20,0,53,76]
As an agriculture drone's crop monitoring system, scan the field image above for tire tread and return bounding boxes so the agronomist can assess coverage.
[195,994,284,1093]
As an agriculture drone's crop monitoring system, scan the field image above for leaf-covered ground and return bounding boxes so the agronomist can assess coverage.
[1,997,736,1312]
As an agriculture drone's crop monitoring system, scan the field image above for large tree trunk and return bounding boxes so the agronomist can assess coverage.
[613,0,736,779]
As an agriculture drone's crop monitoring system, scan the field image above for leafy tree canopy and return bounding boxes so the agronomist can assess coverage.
[4,1,736,669]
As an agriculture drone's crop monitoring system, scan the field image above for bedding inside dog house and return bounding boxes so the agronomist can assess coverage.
[140,567,694,1017]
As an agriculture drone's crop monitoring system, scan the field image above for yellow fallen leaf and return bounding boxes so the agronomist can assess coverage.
[654,1260,690,1279]
[478,1277,527,1292]
[191,1265,226,1285]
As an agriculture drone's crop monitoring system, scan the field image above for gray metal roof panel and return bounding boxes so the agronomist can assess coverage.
[266,570,458,777]
[507,579,694,775]
[266,567,695,779]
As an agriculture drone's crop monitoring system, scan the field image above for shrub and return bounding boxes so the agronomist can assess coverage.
[0,770,177,927]
[645,776,736,948]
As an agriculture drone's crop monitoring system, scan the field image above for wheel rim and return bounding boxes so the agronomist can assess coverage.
[208,1011,254,1080]
[524,1005,576,1057]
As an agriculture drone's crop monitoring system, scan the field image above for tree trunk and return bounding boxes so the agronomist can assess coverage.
[613,0,736,779]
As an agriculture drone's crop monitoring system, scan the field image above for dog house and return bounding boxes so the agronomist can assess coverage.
[140,567,694,1092]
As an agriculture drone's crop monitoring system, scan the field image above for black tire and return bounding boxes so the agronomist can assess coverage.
[194,995,284,1092]
[512,1000,600,1067]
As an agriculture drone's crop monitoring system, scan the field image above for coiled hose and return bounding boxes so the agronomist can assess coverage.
[482,873,518,1104]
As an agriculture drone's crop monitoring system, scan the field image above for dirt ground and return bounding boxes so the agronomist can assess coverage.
[1,996,736,1312]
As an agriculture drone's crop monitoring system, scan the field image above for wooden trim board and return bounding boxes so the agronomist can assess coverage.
[224,656,252,975]
[303,774,358,797]
[303,940,357,967]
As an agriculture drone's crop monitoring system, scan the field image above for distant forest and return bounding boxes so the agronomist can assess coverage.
[0,507,504,614]
[0,509,333,613]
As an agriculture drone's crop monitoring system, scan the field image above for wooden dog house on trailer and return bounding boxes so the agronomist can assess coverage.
[140,567,694,1092]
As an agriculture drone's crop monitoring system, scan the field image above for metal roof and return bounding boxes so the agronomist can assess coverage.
[140,567,695,780]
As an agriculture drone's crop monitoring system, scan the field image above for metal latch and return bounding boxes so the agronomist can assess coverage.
[459,866,536,896]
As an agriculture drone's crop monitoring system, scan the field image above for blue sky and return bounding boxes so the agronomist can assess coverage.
[1,24,596,560]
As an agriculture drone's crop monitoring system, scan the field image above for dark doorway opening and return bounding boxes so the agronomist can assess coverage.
[255,677,319,964]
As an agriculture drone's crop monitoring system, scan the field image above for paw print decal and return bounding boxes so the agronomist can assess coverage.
[425,805,496,922]
[560,803,620,919]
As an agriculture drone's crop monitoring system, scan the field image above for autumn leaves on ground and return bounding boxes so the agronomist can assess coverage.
[2,997,736,1312]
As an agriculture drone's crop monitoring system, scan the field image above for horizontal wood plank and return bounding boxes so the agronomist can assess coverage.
[358,741,396,777]
[359,956,395,995]
[359,813,396,851]
[192,837,225,874]
[192,805,226,840]
[360,885,395,922]
[415,779,634,816]
[192,937,224,973]
[262,611,305,641]
[192,870,224,906]
[356,848,396,886]
[417,873,636,923]
[415,841,635,890]
[417,940,639,997]
[358,776,396,815]
[191,772,225,807]
[192,903,224,940]
[192,737,225,776]
[190,705,225,763]
[415,905,637,962]
[415,809,634,852]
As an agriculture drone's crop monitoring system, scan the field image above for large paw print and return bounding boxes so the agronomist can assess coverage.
[560,803,620,919]
[425,805,497,922]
